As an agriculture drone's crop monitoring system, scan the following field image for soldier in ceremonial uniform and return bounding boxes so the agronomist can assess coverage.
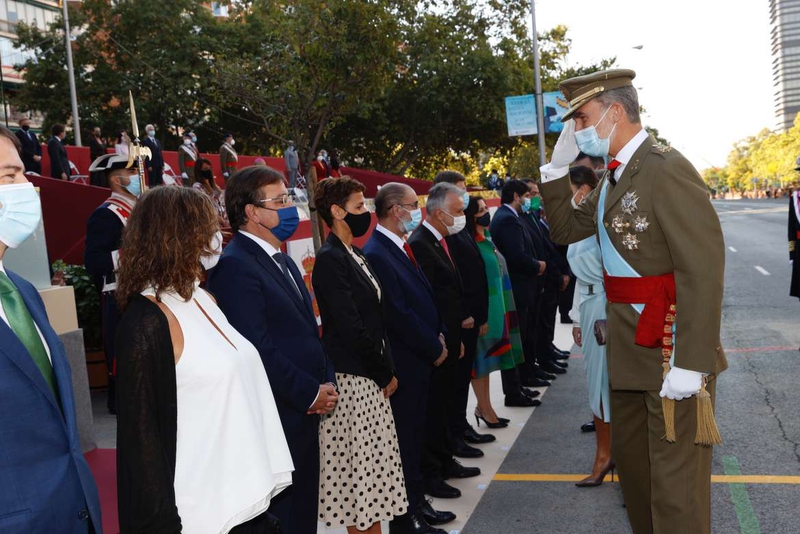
[84,154,141,414]
[178,131,199,184]
[220,133,239,183]
[539,69,727,534]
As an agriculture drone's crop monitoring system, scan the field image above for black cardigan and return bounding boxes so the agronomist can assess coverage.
[312,233,395,387]
[115,294,182,533]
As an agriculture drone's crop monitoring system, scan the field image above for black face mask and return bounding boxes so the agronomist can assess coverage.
[21,125,29,131]
[343,210,372,238]
[201,170,213,181]
[476,213,491,227]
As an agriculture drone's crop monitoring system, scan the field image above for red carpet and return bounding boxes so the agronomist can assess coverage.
[84,449,119,534]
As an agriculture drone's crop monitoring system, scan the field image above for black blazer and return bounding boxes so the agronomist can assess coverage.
[408,224,464,352]
[312,232,394,388]
[446,230,489,325]
[143,136,164,185]
[490,205,541,304]
[16,128,41,173]
[47,136,70,179]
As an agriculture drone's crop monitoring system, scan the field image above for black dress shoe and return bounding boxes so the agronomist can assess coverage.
[505,394,540,407]
[452,438,484,458]
[522,377,551,388]
[390,512,448,534]
[443,459,481,479]
[550,344,570,358]
[581,421,596,433]
[464,426,496,444]
[424,478,462,498]
[533,366,557,381]
[552,359,569,369]
[421,500,456,525]
[540,361,567,375]
[521,387,541,398]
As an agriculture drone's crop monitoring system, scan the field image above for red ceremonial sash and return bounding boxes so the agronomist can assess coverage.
[603,272,676,350]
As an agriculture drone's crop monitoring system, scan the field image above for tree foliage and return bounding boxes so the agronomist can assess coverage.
[704,117,800,192]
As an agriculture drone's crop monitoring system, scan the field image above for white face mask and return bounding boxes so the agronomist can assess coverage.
[443,211,466,235]
[184,139,192,145]
[229,139,235,146]
[317,155,324,162]
[200,231,223,270]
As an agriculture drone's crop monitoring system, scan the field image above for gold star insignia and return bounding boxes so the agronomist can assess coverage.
[653,143,673,153]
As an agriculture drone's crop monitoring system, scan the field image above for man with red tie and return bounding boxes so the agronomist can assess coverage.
[408,182,481,504]
[364,183,453,534]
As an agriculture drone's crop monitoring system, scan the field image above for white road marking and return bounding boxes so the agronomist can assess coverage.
[755,266,770,276]
[477,484,487,490]
[729,247,737,252]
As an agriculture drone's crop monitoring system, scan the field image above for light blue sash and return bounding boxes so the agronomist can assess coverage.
[597,180,675,364]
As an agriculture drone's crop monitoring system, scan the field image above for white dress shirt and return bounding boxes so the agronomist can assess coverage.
[606,128,649,182]
[375,224,408,253]
[0,261,52,363]
[501,204,520,218]
[422,220,444,242]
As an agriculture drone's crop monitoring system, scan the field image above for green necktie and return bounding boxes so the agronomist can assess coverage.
[0,271,59,399]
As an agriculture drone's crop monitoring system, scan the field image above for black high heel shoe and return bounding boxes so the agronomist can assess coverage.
[475,410,508,429]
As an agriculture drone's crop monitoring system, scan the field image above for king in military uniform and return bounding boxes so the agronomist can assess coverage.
[84,153,141,414]
[539,69,727,534]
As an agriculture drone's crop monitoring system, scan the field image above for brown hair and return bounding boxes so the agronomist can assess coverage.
[569,165,599,190]
[192,157,220,193]
[116,186,218,310]
[225,165,285,230]
[314,176,366,227]
[0,126,21,152]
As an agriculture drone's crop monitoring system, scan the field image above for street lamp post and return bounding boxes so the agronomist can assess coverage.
[62,0,82,146]
[530,0,547,167]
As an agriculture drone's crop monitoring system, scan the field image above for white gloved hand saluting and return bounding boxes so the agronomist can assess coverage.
[659,366,703,401]
[550,119,580,170]
[181,172,188,180]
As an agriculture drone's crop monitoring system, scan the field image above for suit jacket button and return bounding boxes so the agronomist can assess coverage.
[78,510,89,521]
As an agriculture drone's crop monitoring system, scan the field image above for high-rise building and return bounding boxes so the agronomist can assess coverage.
[771,0,800,131]
[0,1,60,130]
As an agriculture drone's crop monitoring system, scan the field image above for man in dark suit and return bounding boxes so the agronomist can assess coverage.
[142,124,164,187]
[208,165,337,534]
[432,171,495,455]
[47,123,70,180]
[15,117,41,174]
[409,182,480,501]
[522,179,570,376]
[88,127,107,187]
[490,180,549,406]
[364,183,453,534]
[0,127,102,533]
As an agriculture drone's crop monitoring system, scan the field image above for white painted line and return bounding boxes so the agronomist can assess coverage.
[728,247,737,252]
[477,484,487,490]
[755,266,770,276]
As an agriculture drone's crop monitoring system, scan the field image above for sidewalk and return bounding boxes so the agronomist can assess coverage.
[90,324,580,534]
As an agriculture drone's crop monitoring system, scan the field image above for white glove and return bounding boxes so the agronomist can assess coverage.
[550,119,580,169]
[223,172,229,178]
[181,172,188,180]
[659,366,703,401]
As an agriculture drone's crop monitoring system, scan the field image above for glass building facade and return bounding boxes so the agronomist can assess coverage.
[771,0,800,131]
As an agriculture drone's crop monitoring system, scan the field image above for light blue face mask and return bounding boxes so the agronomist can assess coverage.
[125,175,142,198]
[401,207,422,233]
[574,106,616,158]
[0,183,42,248]
[520,196,532,213]
[461,191,470,209]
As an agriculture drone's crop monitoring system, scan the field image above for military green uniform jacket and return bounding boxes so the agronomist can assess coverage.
[178,143,198,177]
[220,142,238,177]
[540,133,728,391]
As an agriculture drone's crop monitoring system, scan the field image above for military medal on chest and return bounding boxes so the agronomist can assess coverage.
[622,233,639,250]
[621,191,639,215]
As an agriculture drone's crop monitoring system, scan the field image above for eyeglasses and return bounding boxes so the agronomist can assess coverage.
[258,193,296,206]
[396,202,420,210]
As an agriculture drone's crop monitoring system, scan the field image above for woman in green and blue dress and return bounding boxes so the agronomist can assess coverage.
[467,196,525,428]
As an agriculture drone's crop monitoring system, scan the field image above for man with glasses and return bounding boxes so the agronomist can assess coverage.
[208,166,337,534]
[363,183,454,534]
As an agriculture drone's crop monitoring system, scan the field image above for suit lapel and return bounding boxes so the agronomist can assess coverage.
[1,275,67,422]
[605,135,656,216]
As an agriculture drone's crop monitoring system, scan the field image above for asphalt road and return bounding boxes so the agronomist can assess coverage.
[464,198,800,534]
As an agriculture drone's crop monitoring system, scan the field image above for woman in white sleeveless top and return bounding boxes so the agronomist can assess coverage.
[115,186,293,534]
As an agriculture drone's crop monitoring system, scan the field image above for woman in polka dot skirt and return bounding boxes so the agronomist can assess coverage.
[312,177,408,533]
